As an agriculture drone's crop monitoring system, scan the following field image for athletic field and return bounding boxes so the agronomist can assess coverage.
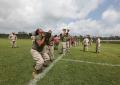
[0,38,120,85]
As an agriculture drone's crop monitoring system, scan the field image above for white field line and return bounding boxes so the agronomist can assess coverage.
[61,59,120,67]
[101,40,120,42]
[28,54,64,85]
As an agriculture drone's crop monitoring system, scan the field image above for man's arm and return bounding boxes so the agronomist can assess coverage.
[15,35,17,40]
[36,37,45,46]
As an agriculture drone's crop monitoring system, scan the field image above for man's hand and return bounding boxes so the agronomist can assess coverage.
[41,33,45,37]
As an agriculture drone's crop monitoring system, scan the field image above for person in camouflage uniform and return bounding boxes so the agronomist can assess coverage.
[60,29,68,55]
[46,30,54,61]
[66,29,71,49]
[30,29,50,79]
[53,35,60,50]
[96,37,101,53]
[83,37,89,52]
[8,32,17,48]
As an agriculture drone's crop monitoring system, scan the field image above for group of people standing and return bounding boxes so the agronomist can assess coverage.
[30,28,78,78]
[83,36,101,53]
[8,28,101,79]
[30,28,101,79]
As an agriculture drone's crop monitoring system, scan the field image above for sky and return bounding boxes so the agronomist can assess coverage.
[0,0,120,36]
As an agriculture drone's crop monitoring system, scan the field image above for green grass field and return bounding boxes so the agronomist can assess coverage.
[0,38,120,85]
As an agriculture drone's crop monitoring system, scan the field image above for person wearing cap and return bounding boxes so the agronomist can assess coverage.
[45,30,54,61]
[96,37,101,53]
[89,38,93,46]
[30,28,50,79]
[60,29,67,55]
[8,32,17,48]
[53,35,60,50]
[83,37,89,51]
[66,29,71,49]
[49,30,54,61]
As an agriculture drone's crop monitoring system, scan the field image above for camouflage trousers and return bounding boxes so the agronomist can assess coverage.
[11,40,17,48]
[83,45,88,51]
[31,49,44,70]
[48,45,54,61]
[42,45,50,61]
[31,46,50,70]
[62,42,67,54]
[96,45,100,53]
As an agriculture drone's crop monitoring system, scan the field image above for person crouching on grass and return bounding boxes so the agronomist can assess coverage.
[30,28,50,79]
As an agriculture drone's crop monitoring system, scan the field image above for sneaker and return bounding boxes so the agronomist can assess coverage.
[32,70,37,79]
[32,68,43,79]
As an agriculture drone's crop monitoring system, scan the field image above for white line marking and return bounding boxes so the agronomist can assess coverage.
[28,54,64,85]
[61,59,120,67]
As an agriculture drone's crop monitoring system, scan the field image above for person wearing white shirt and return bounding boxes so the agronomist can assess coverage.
[96,37,101,53]
[83,37,89,51]
[9,32,17,48]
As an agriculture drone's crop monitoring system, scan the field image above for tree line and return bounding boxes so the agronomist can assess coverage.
[0,32,31,39]
[0,32,120,40]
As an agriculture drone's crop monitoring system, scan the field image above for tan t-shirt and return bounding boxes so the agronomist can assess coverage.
[9,34,17,41]
[96,38,101,47]
[83,38,89,45]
